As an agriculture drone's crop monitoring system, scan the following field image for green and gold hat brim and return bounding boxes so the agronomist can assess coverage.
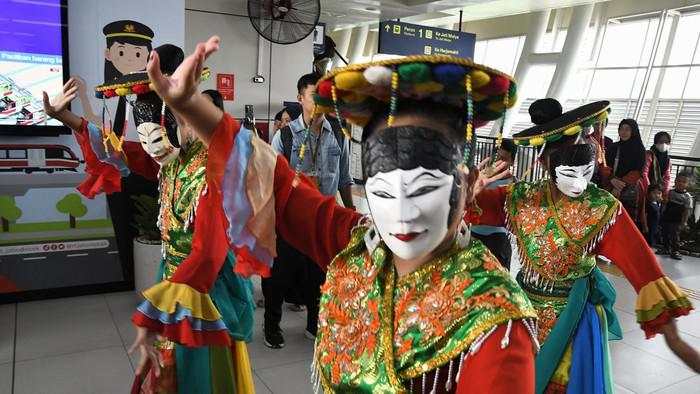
[512,100,610,147]
[94,68,211,98]
[314,55,517,128]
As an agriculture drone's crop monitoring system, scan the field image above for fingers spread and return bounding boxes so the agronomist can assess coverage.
[147,50,166,94]
[477,157,490,170]
[42,91,50,108]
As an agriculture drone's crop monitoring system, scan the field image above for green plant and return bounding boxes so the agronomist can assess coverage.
[0,196,22,232]
[131,194,160,242]
[56,193,87,228]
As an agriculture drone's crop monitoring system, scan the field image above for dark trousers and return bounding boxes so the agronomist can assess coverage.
[261,238,325,334]
[646,218,660,247]
[661,221,682,255]
[471,232,512,271]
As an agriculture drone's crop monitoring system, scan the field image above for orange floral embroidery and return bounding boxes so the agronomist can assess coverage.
[317,254,380,385]
[483,254,502,271]
[464,287,520,315]
[515,192,548,235]
[394,272,474,355]
[557,199,607,239]
[536,306,558,343]
[535,233,581,279]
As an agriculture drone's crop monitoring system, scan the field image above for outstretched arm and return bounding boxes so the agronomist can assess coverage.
[146,36,223,143]
[596,208,693,338]
[43,77,82,131]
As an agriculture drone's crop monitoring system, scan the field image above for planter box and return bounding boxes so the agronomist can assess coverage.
[133,237,162,295]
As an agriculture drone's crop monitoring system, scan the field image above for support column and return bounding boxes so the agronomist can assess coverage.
[333,28,353,68]
[494,9,550,136]
[546,3,595,103]
[347,25,370,64]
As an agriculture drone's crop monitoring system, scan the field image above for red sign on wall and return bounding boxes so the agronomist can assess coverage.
[216,73,234,101]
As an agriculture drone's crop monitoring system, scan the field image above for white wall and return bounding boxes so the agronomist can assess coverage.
[69,0,185,120]
[185,0,313,121]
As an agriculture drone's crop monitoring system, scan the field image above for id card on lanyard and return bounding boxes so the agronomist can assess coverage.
[304,131,323,190]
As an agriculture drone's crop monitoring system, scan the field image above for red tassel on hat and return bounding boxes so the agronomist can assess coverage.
[317,79,333,99]
[132,83,150,95]
[477,75,510,96]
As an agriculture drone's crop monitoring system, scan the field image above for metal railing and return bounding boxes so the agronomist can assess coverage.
[475,136,700,184]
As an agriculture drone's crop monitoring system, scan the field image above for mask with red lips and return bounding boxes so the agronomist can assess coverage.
[548,143,596,198]
[362,126,463,261]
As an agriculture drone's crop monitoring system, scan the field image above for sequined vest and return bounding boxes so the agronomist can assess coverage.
[505,181,619,342]
[157,141,208,280]
[312,227,537,393]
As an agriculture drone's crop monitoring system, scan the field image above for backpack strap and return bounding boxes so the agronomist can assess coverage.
[280,126,293,161]
[328,117,346,149]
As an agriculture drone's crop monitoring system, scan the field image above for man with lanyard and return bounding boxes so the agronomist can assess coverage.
[263,73,354,348]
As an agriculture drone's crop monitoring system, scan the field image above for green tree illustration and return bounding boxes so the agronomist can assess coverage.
[0,196,22,232]
[56,193,87,229]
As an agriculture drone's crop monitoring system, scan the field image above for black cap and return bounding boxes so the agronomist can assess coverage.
[103,20,154,42]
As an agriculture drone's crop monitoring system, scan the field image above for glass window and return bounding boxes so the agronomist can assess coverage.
[0,150,6,159]
[8,150,26,159]
[474,36,525,75]
[597,18,659,67]
[684,66,700,99]
[667,13,700,65]
[657,67,690,98]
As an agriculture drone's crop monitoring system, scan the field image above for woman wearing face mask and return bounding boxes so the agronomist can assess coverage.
[476,99,693,393]
[642,131,672,198]
[138,36,540,393]
[604,119,647,226]
[639,132,673,238]
[45,44,259,394]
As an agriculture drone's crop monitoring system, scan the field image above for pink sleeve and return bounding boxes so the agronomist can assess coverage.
[663,165,672,199]
[641,152,652,192]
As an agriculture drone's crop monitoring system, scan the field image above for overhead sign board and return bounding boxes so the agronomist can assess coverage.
[378,21,476,59]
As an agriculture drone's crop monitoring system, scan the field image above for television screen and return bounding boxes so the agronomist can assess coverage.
[0,0,68,135]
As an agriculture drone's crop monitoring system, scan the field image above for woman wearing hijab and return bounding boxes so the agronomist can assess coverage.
[639,131,673,240]
[605,118,647,225]
[642,131,672,198]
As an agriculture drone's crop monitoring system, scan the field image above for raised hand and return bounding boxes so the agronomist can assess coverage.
[42,77,79,118]
[128,326,161,378]
[473,157,511,196]
[147,36,220,111]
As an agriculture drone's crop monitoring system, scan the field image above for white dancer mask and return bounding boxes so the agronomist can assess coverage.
[554,162,594,198]
[365,167,454,261]
[136,122,180,165]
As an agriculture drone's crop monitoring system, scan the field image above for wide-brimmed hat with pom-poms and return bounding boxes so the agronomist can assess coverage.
[311,55,517,166]
[512,99,610,147]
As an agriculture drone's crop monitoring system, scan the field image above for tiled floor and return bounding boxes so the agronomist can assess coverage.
[1,255,699,393]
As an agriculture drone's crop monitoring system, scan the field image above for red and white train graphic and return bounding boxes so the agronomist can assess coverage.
[0,144,80,173]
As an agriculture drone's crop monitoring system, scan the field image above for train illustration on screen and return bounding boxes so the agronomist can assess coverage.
[0,144,80,173]
[0,75,48,126]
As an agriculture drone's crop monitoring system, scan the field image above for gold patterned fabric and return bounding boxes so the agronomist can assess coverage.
[158,141,208,274]
[313,227,537,393]
[505,180,619,343]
